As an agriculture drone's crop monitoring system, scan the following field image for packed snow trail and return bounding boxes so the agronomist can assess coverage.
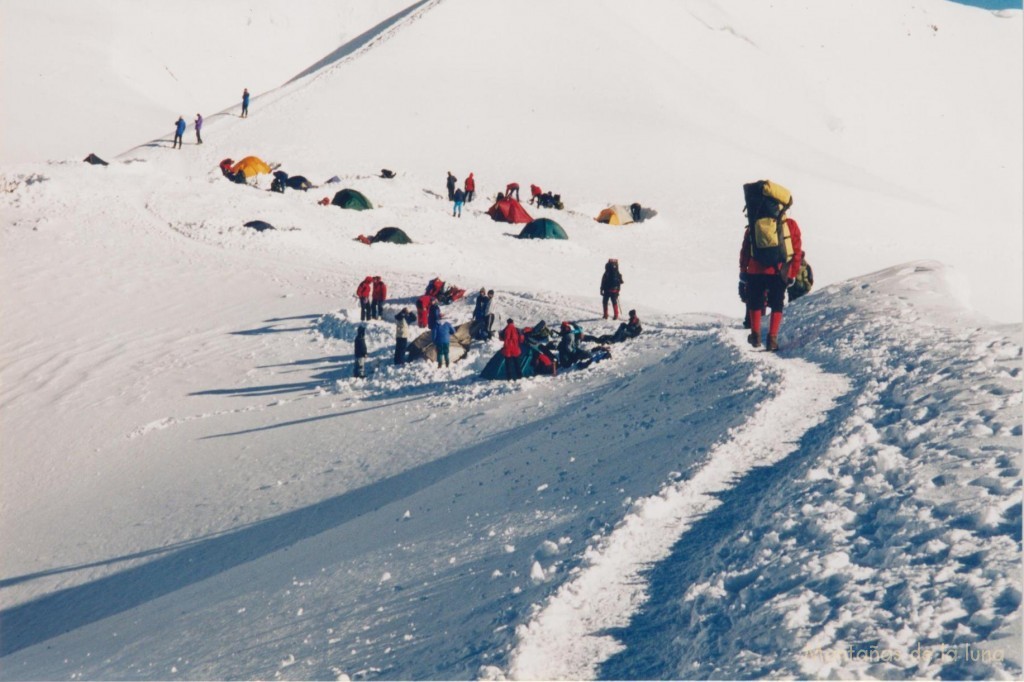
[507,333,850,680]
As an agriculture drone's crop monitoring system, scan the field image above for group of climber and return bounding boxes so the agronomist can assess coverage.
[354,176,816,380]
[349,270,642,379]
[355,275,388,321]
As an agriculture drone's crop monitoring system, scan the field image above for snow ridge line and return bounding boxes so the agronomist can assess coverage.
[286,0,441,85]
[506,329,851,681]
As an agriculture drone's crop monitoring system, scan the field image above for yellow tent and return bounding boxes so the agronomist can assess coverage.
[230,156,272,178]
[595,205,635,225]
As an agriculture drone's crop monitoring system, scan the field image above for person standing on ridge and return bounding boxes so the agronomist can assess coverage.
[173,116,186,149]
[194,113,203,144]
[739,183,803,352]
[600,258,624,320]
[446,172,457,201]
[241,88,250,118]
[464,173,475,202]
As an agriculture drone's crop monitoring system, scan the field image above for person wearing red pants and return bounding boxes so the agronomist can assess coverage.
[739,219,803,352]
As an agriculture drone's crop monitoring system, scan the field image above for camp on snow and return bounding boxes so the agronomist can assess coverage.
[331,189,374,210]
[487,197,532,224]
[517,218,568,240]
[83,153,108,166]
[356,227,412,245]
[595,205,635,225]
[230,156,272,178]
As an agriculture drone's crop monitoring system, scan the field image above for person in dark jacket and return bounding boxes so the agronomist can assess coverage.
[453,188,465,218]
[427,299,442,331]
[393,308,416,365]
[583,310,642,344]
[194,113,203,144]
[600,258,624,320]
[371,276,387,319]
[241,88,250,118]
[353,325,368,378]
[432,314,456,368]
[500,318,525,381]
[356,276,373,321]
[472,288,495,339]
[173,116,186,149]
[612,310,642,342]
[557,321,583,367]
[446,172,457,201]
[464,173,475,202]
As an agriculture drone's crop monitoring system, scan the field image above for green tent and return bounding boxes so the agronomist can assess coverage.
[480,348,538,380]
[371,227,412,244]
[331,188,373,210]
[518,218,568,240]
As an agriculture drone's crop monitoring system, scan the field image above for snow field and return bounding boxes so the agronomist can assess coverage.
[0,0,1021,679]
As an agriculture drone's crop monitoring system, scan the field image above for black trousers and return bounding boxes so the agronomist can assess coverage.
[505,356,522,380]
[745,274,786,313]
[395,337,408,365]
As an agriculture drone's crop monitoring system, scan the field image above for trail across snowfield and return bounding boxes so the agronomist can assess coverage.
[507,335,850,680]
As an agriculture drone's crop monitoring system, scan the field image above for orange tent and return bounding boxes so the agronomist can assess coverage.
[230,156,272,178]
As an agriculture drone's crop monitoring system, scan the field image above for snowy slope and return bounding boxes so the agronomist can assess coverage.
[0,0,1021,680]
[0,0,418,163]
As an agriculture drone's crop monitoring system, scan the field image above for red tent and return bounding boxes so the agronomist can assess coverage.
[487,198,533,224]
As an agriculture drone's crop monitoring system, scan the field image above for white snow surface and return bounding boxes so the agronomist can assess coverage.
[0,1,1021,680]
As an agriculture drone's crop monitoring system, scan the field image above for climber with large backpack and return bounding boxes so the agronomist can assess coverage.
[739,180,802,352]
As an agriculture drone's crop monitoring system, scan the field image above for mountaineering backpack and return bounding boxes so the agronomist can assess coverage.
[743,180,794,267]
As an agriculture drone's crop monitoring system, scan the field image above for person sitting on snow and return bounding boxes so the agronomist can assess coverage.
[583,310,642,345]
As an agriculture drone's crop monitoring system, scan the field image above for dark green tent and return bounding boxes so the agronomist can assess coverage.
[331,188,373,210]
[480,349,538,380]
[243,220,275,232]
[372,227,412,244]
[518,218,568,240]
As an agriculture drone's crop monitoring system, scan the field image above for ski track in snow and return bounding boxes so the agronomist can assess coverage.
[507,331,850,680]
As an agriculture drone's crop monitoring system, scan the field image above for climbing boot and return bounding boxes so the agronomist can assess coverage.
[766,335,779,352]
[747,331,761,348]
